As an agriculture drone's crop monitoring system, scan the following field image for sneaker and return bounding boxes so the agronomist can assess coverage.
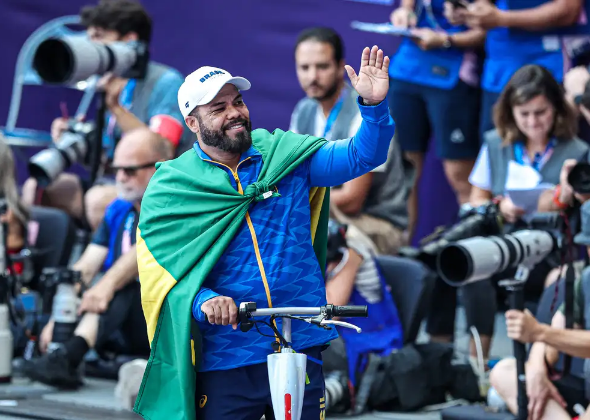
[115,359,148,410]
[22,347,83,389]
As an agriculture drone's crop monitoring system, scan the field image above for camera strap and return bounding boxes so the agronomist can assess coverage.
[563,257,576,375]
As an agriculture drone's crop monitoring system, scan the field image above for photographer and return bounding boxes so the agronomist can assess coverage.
[22,0,190,231]
[22,128,172,389]
[0,136,30,274]
[489,202,590,420]
[428,65,588,364]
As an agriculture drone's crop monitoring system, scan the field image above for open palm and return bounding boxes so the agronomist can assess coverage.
[345,45,390,105]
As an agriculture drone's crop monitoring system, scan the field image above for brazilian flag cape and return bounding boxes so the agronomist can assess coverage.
[134,128,330,420]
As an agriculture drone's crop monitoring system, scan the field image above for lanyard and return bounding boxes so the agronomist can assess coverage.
[103,79,137,156]
[323,92,346,138]
[513,139,556,172]
[121,210,136,255]
[421,0,442,30]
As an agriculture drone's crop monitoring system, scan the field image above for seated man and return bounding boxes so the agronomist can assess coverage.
[322,219,403,412]
[490,200,590,420]
[290,27,411,255]
[22,127,173,389]
[22,0,190,232]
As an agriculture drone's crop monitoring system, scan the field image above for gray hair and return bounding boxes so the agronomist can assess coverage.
[0,136,30,225]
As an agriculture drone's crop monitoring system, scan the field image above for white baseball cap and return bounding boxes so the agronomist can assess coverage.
[178,66,251,119]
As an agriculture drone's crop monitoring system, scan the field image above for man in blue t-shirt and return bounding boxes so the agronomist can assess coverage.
[22,127,173,389]
[387,0,485,240]
[22,0,192,231]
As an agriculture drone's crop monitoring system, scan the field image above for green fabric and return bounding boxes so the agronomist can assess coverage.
[134,128,329,420]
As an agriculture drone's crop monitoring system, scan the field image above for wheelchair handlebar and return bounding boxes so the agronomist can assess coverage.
[238,302,368,324]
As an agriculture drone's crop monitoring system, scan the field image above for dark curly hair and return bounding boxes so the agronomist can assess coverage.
[80,0,152,43]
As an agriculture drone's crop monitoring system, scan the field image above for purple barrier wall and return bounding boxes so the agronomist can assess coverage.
[0,0,458,243]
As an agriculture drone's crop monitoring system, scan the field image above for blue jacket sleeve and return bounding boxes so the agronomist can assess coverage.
[192,288,221,322]
[309,97,395,187]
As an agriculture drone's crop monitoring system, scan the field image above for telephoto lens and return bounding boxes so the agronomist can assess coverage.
[437,230,556,286]
[32,35,149,85]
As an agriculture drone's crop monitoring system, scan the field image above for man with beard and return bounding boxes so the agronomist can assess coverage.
[22,127,173,389]
[134,46,395,420]
[290,27,410,255]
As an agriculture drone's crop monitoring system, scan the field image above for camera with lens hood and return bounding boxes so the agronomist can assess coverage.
[398,202,503,270]
[435,212,569,287]
[26,35,150,187]
[32,35,149,86]
[28,119,97,188]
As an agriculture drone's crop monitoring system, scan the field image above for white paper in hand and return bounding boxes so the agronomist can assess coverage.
[506,184,554,214]
[505,161,542,190]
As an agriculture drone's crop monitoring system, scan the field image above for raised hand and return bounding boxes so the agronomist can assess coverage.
[345,45,390,106]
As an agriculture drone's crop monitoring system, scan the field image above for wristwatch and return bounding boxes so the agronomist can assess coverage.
[360,98,378,106]
[441,34,452,49]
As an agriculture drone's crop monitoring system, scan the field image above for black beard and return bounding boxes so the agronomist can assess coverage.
[310,78,341,102]
[198,117,253,155]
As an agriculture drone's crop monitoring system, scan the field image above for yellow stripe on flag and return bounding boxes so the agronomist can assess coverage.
[136,228,178,344]
[309,187,326,244]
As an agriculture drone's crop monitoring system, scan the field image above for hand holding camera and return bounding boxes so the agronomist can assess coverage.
[564,160,590,205]
[499,196,525,223]
[98,73,128,112]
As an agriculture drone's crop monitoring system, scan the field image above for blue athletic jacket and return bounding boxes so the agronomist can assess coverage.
[192,98,396,372]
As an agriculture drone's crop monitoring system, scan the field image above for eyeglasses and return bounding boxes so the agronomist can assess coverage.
[111,162,158,177]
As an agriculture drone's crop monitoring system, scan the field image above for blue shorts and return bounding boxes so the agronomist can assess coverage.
[387,79,481,160]
[196,346,326,420]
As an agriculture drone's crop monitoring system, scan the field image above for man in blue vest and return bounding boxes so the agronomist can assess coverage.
[22,127,173,389]
[22,0,191,232]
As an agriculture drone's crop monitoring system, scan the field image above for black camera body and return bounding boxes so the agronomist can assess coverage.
[567,161,590,194]
[398,202,503,270]
[38,267,82,315]
[27,119,97,188]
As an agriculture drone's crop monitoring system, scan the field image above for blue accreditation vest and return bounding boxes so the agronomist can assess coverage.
[338,260,404,386]
[102,199,135,272]
[389,0,470,90]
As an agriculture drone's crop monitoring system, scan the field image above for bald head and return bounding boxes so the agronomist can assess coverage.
[112,127,173,204]
[116,127,174,163]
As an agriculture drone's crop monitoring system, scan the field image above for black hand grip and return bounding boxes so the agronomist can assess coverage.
[331,305,368,317]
